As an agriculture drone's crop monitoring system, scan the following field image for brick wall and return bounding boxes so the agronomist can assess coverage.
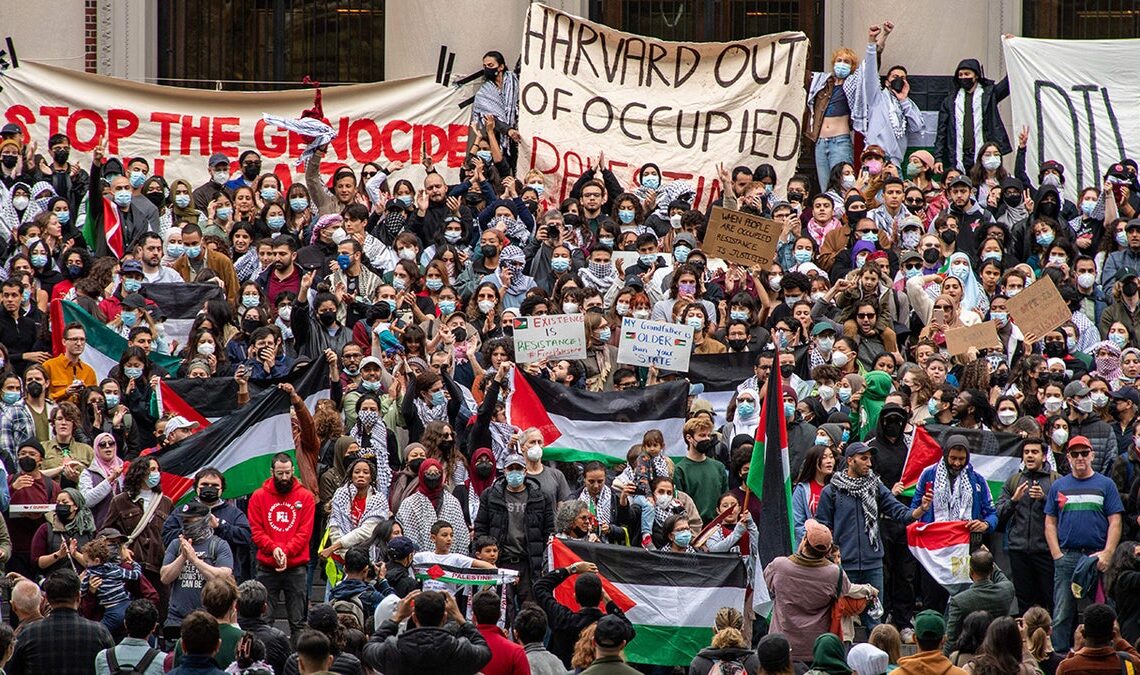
[84,0,97,73]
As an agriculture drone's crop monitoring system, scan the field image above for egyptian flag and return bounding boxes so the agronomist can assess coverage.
[506,370,687,465]
[900,425,1024,499]
[907,520,973,592]
[52,300,181,378]
[550,538,746,667]
[152,385,295,503]
[140,283,226,347]
[745,342,793,615]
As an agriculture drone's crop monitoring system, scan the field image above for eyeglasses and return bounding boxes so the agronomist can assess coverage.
[65,337,86,343]
[905,200,925,207]
[857,312,876,319]
[903,263,922,270]
[1068,449,1091,458]
[361,171,377,178]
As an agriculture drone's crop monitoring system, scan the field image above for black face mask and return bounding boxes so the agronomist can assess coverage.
[727,338,748,351]
[1039,201,1059,217]
[242,318,263,334]
[318,311,337,327]
[481,244,498,259]
[992,370,1010,387]
[145,191,165,209]
[940,229,957,244]
[18,456,36,473]
[26,382,43,398]
[889,77,906,93]
[198,486,220,503]
[780,364,795,378]
[407,458,425,474]
[1003,193,1022,207]
[55,504,71,522]
[0,156,17,170]
[475,462,493,479]
[1125,281,1139,297]
[1043,342,1065,358]
[846,209,867,226]
[53,148,70,165]
[958,76,976,90]
[883,418,905,437]
[525,201,538,215]
[242,162,262,180]
[273,477,295,494]
[483,66,499,81]
[423,475,443,490]
[438,438,455,452]
[695,438,717,455]
[922,248,941,265]
[787,190,805,203]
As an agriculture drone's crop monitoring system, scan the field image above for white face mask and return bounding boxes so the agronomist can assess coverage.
[831,351,849,368]
[1051,428,1069,446]
[1044,397,1064,414]
[526,446,543,462]
[197,342,216,356]
[997,409,1018,426]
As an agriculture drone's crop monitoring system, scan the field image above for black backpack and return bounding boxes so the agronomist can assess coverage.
[106,647,161,675]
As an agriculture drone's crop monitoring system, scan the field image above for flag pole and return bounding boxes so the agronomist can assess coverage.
[741,484,751,512]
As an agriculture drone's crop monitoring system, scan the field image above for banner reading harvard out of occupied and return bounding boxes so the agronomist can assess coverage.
[518,4,809,210]
[0,61,477,185]
[1004,37,1140,203]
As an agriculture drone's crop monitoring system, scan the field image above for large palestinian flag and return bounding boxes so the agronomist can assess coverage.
[53,300,181,378]
[506,369,687,464]
[900,425,1023,499]
[152,385,295,502]
[140,283,226,347]
[745,343,793,615]
[688,353,754,428]
[550,538,746,667]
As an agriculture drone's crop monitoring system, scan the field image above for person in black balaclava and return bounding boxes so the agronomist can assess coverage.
[867,403,917,636]
[933,58,1011,175]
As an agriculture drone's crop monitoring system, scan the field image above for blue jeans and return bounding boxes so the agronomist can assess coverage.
[846,566,884,630]
[630,495,655,538]
[814,133,853,192]
[101,600,128,633]
[1052,550,1084,653]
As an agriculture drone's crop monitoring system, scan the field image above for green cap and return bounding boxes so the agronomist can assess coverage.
[914,609,946,640]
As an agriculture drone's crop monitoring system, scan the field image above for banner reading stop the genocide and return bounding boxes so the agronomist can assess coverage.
[1003,36,1140,203]
[518,3,809,209]
[0,61,478,185]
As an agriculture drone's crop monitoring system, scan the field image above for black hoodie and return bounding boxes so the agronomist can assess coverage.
[867,403,910,487]
[935,58,1012,170]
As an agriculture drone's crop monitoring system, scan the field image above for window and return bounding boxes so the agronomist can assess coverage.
[1024,0,1140,39]
[157,0,384,91]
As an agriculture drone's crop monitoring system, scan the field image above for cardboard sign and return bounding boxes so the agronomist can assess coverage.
[1006,276,1071,339]
[702,207,781,267]
[944,321,1003,356]
[617,317,696,371]
[511,314,587,363]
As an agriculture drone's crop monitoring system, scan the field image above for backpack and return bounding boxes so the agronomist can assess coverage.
[332,594,366,629]
[708,657,746,675]
[1119,652,1137,675]
[106,647,160,675]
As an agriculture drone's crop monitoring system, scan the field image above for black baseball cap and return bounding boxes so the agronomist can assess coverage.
[594,615,635,648]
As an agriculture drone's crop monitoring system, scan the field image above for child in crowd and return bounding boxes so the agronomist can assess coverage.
[614,429,671,548]
[80,537,142,633]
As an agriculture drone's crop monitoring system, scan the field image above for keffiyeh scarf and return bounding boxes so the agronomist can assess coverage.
[413,397,449,425]
[489,421,519,466]
[830,471,882,550]
[580,485,613,526]
[578,260,617,292]
[263,114,336,167]
[328,483,390,539]
[499,245,530,297]
[351,412,393,497]
[1093,340,1123,382]
[932,460,974,522]
[489,214,530,245]
[473,71,520,145]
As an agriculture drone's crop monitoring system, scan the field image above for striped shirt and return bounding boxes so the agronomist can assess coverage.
[81,561,142,609]
[1045,473,1123,551]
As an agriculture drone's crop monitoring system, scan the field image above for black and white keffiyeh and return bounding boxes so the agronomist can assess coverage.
[328,483,390,539]
[932,460,974,522]
[830,471,882,550]
[351,411,393,497]
[580,485,613,526]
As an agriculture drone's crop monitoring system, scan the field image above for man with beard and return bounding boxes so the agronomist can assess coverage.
[950,388,994,430]
[1064,380,1118,475]
[257,234,301,306]
[995,436,1057,614]
[247,453,315,643]
[910,434,997,612]
[408,171,474,246]
[868,404,917,640]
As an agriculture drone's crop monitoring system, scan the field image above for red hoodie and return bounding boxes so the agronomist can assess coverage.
[248,476,315,569]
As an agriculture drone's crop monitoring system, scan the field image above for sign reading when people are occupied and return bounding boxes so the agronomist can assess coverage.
[0,61,478,186]
[702,206,780,267]
[1004,37,1140,203]
[512,314,587,363]
[617,317,695,371]
[517,3,808,209]
[1006,275,1071,339]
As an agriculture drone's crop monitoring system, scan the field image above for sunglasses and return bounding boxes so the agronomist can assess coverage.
[1068,449,1091,458]
[857,312,876,319]
[97,441,116,448]
[903,263,922,270]
[905,200,925,207]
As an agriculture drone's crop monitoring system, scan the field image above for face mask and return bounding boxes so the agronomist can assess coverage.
[55,504,72,522]
[1110,333,1127,349]
[842,174,857,189]
[198,485,221,503]
[1126,281,1140,297]
[562,302,578,314]
[978,251,1002,264]
[635,253,656,268]
[289,197,309,211]
[551,256,571,272]
[475,462,493,479]
[1034,231,1055,247]
[165,243,184,259]
[1091,392,1109,409]
[398,247,417,261]
[981,155,1001,172]
[958,76,976,90]
[817,384,835,401]
[670,214,682,229]
[478,299,496,313]
[1048,255,1067,268]
[615,303,631,316]
[784,403,796,419]
[673,246,691,263]
[678,282,697,295]
[598,327,612,342]
[1076,272,1096,290]
[524,445,544,462]
[278,306,293,322]
[392,276,407,291]
[0,156,17,170]
[197,342,215,356]
[147,471,162,488]
[1,391,19,405]
[768,275,783,291]
[618,209,635,224]
[920,248,940,266]
[423,277,444,292]
[120,311,138,328]
[1042,174,1061,187]
[185,245,202,259]
[384,298,397,311]
[52,148,70,164]
[1051,428,1069,446]
[641,174,660,190]
[103,393,120,409]
[729,310,748,322]
[1044,397,1064,414]
[124,366,144,380]
[838,385,852,402]
[55,210,71,225]
[506,470,526,488]
[438,299,457,315]
[318,311,337,327]
[987,310,1009,327]
[598,237,615,248]
[926,398,942,417]
[673,530,693,547]
[686,317,704,331]
[1114,230,1130,248]
[832,351,850,368]
[792,249,813,264]
[166,192,190,210]
[264,214,286,231]
[439,230,464,246]
[119,278,143,295]
[113,190,133,207]
[212,170,229,185]
[239,294,260,309]
[360,379,381,393]
[727,338,747,353]
[864,159,883,176]
[430,389,446,407]
[30,253,47,269]
[21,289,29,304]
[633,309,650,319]
[991,408,1018,426]
[1075,397,1094,414]
[17,455,36,473]
[833,62,852,78]
[896,231,919,250]
[695,438,717,455]
[476,150,493,165]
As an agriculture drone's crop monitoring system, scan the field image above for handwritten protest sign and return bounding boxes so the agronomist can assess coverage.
[944,321,1003,356]
[512,314,587,363]
[701,207,780,267]
[617,317,695,371]
[517,3,808,209]
[1006,276,1070,339]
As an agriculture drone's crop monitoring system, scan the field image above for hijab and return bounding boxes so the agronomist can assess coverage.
[91,432,124,478]
[945,251,986,314]
[170,179,201,226]
[857,370,893,441]
[466,447,497,498]
[417,458,445,506]
[810,633,852,675]
[60,487,97,537]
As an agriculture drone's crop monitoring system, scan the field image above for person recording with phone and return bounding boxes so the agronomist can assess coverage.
[243,326,295,381]
[995,436,1059,616]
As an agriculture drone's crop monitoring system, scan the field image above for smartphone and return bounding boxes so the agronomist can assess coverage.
[933,308,945,324]
[545,225,559,240]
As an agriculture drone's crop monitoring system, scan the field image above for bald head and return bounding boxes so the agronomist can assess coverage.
[11,579,42,619]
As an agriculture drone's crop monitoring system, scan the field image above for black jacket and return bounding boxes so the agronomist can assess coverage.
[935,58,1011,171]
[533,566,625,667]
[474,477,554,582]
[385,560,420,598]
[995,468,1057,555]
[0,309,47,375]
[689,646,761,675]
[361,620,491,675]
[162,499,253,582]
[867,404,911,488]
[235,615,291,675]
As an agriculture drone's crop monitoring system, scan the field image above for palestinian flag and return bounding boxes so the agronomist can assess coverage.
[506,369,687,465]
[550,538,746,667]
[141,283,226,347]
[53,300,181,378]
[82,194,124,259]
[687,352,755,428]
[745,343,793,615]
[907,520,972,593]
[900,425,1023,499]
[152,385,295,502]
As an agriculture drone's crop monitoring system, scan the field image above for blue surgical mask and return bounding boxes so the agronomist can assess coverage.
[928,399,941,417]
[289,197,309,211]
[393,276,407,291]
[861,232,879,242]
[438,300,456,315]
[838,386,852,403]
[551,257,571,272]
[1,391,20,405]
[950,264,970,281]
[123,279,143,293]
[686,317,704,331]
[174,195,191,209]
[477,150,493,164]
[129,171,147,189]
[991,311,1008,326]
[431,390,446,406]
[242,294,260,308]
[814,435,829,446]
[1117,231,1128,247]
[397,194,413,208]
[639,254,657,267]
[599,237,614,248]
[425,278,443,291]
[337,254,352,271]
[730,310,748,322]
[905,267,921,279]
[1081,200,1097,216]
[56,210,71,225]
[506,470,526,488]
[618,209,635,224]
[737,401,755,417]
[120,311,138,327]
[147,472,162,488]
[384,299,397,311]
[185,245,202,259]
[104,394,120,408]
[641,174,660,190]
[124,366,144,380]
[360,379,381,392]
[1110,333,1128,348]
[267,215,286,230]
[841,429,850,442]
[113,190,133,207]
[1035,231,1055,247]
[167,243,185,258]
[260,188,278,202]
[31,254,47,268]
[793,250,812,264]
[981,251,1001,262]
[784,403,796,419]
[673,530,692,547]
[215,206,232,221]
[673,246,691,263]
[833,62,852,78]
[598,327,612,342]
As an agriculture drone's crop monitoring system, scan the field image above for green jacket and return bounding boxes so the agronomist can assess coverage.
[943,567,1015,654]
[580,655,642,675]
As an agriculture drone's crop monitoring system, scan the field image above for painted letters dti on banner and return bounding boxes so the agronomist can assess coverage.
[0,61,477,185]
[518,3,809,209]
[1003,37,1140,202]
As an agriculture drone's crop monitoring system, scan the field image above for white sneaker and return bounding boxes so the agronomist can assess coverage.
[901,628,915,644]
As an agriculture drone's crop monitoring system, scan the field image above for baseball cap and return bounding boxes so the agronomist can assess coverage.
[1063,381,1091,398]
[756,633,792,671]
[97,527,127,543]
[208,152,229,168]
[811,321,839,336]
[177,501,211,519]
[947,175,973,190]
[803,519,833,554]
[360,356,383,369]
[914,609,946,640]
[1110,387,1140,405]
[1067,435,1092,451]
[899,250,922,266]
[844,441,872,458]
[860,144,886,160]
[594,614,635,648]
[121,293,147,310]
[503,453,526,469]
[164,415,200,438]
[1040,159,1065,177]
[387,536,417,559]
[120,260,144,276]
[0,123,20,137]
[945,434,969,450]
[1116,264,1140,279]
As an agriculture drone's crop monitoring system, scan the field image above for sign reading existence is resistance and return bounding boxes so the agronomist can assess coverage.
[618,317,695,371]
[512,314,587,363]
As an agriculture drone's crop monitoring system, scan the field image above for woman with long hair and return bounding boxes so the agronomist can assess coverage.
[1022,606,1064,675]
[348,394,397,493]
[868,624,902,670]
[103,454,173,614]
[791,443,836,550]
[966,616,1035,675]
[950,610,993,667]
[320,457,389,578]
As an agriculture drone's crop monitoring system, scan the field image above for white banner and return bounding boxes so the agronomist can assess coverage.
[511,314,587,363]
[518,4,808,209]
[0,61,478,185]
[1003,37,1140,202]
[617,317,694,372]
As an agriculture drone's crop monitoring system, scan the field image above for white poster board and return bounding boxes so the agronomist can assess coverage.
[512,314,587,363]
[617,317,695,371]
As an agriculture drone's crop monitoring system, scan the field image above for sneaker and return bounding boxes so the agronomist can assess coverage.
[901,628,915,644]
